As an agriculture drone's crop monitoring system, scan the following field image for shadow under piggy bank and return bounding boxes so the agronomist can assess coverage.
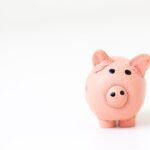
[137,110,150,128]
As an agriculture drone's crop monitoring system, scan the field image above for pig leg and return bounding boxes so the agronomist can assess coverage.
[99,120,116,128]
[118,117,136,128]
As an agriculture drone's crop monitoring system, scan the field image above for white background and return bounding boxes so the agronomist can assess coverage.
[0,0,150,149]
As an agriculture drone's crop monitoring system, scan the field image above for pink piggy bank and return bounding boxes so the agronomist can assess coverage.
[86,50,150,128]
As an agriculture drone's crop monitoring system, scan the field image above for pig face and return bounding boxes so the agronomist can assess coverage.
[86,50,150,120]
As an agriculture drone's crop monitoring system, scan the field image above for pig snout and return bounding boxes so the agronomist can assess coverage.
[106,86,128,108]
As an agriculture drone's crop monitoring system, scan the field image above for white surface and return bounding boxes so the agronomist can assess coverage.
[0,0,150,150]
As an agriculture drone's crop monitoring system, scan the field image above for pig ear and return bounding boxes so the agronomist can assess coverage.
[129,54,150,77]
[92,50,112,66]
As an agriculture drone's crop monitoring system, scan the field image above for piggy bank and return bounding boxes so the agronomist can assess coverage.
[85,50,150,128]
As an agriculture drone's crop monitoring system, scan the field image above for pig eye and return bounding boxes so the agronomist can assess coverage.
[125,69,132,75]
[109,69,115,74]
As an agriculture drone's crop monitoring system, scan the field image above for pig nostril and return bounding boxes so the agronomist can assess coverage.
[120,91,125,95]
[110,92,116,97]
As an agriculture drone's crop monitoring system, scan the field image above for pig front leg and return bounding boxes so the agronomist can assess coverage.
[99,120,116,128]
[118,117,136,128]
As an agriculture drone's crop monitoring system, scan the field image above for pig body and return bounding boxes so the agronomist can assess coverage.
[86,50,150,128]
